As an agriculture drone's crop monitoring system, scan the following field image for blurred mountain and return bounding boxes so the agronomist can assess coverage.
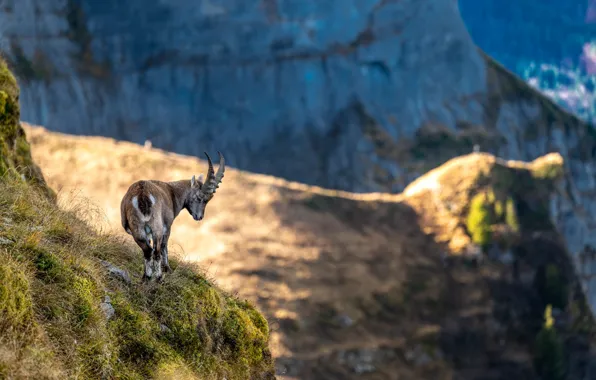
[460,0,596,123]
[0,0,590,188]
[460,0,594,72]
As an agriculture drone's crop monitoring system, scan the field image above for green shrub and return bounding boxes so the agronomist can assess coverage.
[534,305,565,380]
[466,192,493,250]
[504,196,520,233]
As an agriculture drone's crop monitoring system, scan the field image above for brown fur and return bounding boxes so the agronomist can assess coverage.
[120,178,211,282]
[121,152,225,282]
[121,180,191,229]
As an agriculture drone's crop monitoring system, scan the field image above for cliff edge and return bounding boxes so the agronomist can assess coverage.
[0,57,276,380]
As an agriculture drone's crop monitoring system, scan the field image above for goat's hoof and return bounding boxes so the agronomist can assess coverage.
[163,264,172,273]
[141,274,151,283]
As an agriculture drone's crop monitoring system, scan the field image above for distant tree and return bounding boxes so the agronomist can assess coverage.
[466,192,493,251]
[504,196,520,233]
[534,305,565,380]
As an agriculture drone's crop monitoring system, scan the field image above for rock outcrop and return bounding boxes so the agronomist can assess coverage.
[3,1,596,313]
[0,58,51,196]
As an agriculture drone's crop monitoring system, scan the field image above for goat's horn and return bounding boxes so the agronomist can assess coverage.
[215,151,225,184]
[202,152,219,196]
[204,152,215,183]
[201,151,225,196]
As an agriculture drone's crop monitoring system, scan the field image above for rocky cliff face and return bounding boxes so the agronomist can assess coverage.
[2,0,490,191]
[2,0,596,313]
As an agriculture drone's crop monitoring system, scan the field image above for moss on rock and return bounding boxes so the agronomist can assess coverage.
[0,261,33,332]
[0,56,54,199]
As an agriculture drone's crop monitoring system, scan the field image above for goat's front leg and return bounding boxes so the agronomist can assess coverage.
[134,237,154,282]
[161,227,172,274]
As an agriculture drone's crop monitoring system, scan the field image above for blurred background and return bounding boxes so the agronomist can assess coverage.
[2,1,596,379]
[1,0,594,191]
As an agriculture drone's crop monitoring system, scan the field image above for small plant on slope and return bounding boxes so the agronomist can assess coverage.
[504,196,520,233]
[466,192,493,251]
[534,305,565,380]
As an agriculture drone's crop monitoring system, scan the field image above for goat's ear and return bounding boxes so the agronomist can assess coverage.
[197,173,204,184]
[191,175,196,187]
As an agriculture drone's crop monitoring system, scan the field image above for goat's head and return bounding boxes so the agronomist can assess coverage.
[188,151,225,221]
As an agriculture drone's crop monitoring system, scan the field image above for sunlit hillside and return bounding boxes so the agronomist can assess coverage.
[24,123,596,379]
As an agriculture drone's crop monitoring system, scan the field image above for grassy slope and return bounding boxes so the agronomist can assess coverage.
[0,59,275,379]
[24,122,596,379]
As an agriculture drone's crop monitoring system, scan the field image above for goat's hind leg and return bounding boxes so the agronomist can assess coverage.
[152,234,165,282]
[134,237,154,282]
[161,247,171,273]
[161,228,172,274]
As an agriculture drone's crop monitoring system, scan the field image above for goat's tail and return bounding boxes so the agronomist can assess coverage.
[135,187,154,218]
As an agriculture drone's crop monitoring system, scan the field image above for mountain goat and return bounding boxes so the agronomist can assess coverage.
[120,151,225,281]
